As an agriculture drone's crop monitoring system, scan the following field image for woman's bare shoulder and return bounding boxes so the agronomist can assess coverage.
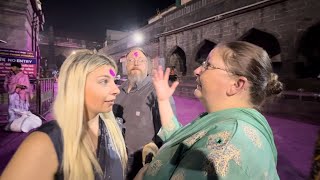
[0,131,59,180]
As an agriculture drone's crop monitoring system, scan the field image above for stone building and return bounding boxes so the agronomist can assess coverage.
[0,0,44,52]
[101,0,320,85]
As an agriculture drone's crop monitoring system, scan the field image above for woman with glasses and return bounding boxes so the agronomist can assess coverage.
[135,41,282,180]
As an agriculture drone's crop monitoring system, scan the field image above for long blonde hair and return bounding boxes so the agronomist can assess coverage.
[53,50,127,180]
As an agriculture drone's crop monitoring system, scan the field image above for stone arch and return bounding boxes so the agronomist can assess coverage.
[239,28,281,58]
[167,46,187,76]
[297,22,320,78]
[194,39,216,65]
[239,28,282,73]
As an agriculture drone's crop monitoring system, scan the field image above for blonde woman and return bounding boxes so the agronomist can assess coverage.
[0,50,127,180]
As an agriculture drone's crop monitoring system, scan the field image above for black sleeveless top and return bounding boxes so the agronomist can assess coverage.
[37,118,124,180]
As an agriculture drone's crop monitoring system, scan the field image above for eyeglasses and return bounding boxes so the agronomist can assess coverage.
[127,58,146,64]
[201,61,229,72]
[201,61,243,77]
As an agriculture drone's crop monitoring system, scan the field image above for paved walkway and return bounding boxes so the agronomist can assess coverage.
[0,94,318,179]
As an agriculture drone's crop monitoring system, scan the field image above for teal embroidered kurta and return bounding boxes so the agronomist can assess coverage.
[143,108,279,180]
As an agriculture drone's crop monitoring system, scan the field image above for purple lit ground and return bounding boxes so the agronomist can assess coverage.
[0,85,318,179]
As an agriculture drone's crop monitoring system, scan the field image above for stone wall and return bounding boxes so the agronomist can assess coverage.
[0,0,43,51]
[102,0,320,81]
[161,0,320,78]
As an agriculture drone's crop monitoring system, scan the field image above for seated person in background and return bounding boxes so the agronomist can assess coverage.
[3,62,32,123]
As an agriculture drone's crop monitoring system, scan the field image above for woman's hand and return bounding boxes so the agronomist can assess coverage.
[133,164,149,180]
[152,66,179,102]
[17,84,27,89]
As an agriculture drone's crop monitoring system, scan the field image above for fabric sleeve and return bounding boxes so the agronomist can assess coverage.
[169,96,177,116]
[157,116,182,142]
[152,93,180,144]
[19,74,32,93]
[7,75,17,94]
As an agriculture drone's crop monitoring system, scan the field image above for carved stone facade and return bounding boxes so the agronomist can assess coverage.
[101,0,320,81]
[39,31,103,71]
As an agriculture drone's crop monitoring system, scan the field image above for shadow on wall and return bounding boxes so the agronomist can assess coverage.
[297,22,320,78]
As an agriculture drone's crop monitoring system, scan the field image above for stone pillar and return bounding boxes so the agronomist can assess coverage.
[159,37,166,59]
[0,0,43,51]
[47,26,55,70]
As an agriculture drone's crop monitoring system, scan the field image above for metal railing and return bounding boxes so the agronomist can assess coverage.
[36,78,55,116]
[282,89,320,102]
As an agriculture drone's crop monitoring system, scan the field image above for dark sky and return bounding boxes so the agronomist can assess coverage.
[42,0,175,42]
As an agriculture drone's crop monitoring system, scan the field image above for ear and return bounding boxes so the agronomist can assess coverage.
[226,76,248,96]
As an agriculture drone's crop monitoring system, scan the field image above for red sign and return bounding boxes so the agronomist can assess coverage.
[0,48,37,79]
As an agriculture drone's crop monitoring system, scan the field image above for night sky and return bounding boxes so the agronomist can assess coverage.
[42,0,175,42]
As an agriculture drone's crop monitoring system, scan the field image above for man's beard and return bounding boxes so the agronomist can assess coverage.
[128,71,147,85]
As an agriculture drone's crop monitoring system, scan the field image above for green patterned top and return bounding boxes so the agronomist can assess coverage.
[143,108,279,180]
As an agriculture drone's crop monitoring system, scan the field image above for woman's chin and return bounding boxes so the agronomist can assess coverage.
[101,106,112,113]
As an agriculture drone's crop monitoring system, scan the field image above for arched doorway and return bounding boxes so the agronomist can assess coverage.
[239,28,281,74]
[195,40,216,65]
[168,46,187,76]
[298,23,320,78]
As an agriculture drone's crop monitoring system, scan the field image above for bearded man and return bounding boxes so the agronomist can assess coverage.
[113,47,176,179]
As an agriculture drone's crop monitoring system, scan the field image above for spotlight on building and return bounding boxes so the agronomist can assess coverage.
[133,32,144,44]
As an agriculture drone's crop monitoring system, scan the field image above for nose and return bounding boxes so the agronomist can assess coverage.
[133,59,140,66]
[111,81,120,95]
[193,66,202,77]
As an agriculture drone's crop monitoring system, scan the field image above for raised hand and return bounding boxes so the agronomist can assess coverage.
[152,66,179,101]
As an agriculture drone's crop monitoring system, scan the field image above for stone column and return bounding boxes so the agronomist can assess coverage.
[0,0,43,51]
